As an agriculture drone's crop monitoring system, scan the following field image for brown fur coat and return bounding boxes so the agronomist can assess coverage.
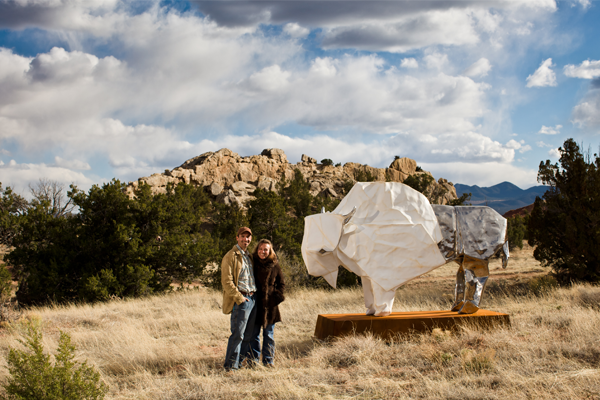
[252,254,285,327]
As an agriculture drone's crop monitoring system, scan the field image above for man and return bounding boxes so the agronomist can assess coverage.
[222,226,258,371]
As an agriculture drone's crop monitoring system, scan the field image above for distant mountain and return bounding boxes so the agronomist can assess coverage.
[454,181,550,215]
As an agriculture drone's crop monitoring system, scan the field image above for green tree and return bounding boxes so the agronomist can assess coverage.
[450,192,472,206]
[0,184,28,247]
[248,188,290,250]
[528,138,600,283]
[1,323,108,400]
[403,173,434,194]
[507,214,528,250]
[321,159,334,166]
[7,180,217,305]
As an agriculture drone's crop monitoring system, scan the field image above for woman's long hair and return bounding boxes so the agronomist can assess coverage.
[253,238,277,263]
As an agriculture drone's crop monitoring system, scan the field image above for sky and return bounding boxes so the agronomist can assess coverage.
[1,0,600,196]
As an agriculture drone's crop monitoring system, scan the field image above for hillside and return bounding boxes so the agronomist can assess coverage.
[455,182,550,215]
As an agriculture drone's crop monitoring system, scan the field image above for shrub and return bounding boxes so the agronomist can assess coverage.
[506,214,529,250]
[528,138,600,283]
[403,173,434,194]
[1,323,108,400]
[450,192,471,206]
[320,159,333,166]
[0,264,11,301]
[7,180,217,305]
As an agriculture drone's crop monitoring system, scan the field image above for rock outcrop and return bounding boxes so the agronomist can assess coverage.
[125,148,458,206]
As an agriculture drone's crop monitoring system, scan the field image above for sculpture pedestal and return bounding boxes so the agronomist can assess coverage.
[314,310,510,340]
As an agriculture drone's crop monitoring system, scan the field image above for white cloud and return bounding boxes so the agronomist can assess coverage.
[463,58,491,78]
[0,160,96,196]
[53,156,91,170]
[400,58,418,69]
[571,0,591,10]
[241,65,291,93]
[536,141,554,148]
[572,95,600,128]
[506,139,531,153]
[283,22,309,38]
[564,59,600,79]
[538,124,562,135]
[0,0,567,190]
[424,53,449,70]
[548,148,561,158]
[526,58,557,88]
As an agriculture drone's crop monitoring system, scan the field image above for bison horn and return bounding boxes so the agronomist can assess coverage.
[343,206,357,224]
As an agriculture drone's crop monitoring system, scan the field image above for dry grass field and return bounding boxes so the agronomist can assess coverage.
[1,243,600,399]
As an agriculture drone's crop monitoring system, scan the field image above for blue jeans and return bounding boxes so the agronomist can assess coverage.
[223,294,257,370]
[248,322,276,365]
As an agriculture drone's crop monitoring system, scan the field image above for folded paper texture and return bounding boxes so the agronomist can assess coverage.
[301,182,509,317]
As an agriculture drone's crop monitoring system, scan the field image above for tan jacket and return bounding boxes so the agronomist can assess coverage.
[221,245,247,314]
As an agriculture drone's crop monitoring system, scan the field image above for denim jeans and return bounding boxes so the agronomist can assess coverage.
[248,322,276,365]
[223,294,257,370]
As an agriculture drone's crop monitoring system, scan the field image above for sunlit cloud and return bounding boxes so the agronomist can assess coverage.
[526,58,557,88]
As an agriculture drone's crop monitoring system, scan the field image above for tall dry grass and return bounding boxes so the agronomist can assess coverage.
[1,245,599,399]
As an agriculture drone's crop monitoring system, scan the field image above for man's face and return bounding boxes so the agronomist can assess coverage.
[236,232,252,250]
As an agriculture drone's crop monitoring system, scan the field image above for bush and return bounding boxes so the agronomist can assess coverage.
[1,323,108,400]
[528,138,600,283]
[507,214,529,250]
[0,264,11,301]
[403,173,434,194]
[7,180,218,305]
[450,192,471,206]
[321,159,333,166]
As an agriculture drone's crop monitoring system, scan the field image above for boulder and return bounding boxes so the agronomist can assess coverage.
[125,148,458,207]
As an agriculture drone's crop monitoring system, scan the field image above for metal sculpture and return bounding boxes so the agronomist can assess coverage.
[301,182,508,316]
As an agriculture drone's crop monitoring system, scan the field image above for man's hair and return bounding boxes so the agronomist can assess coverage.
[253,239,277,262]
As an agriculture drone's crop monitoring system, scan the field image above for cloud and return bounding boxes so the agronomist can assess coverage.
[0,160,96,196]
[526,58,557,88]
[506,139,531,153]
[463,58,492,78]
[283,22,309,39]
[400,58,418,69]
[53,156,91,171]
[564,59,600,79]
[538,124,562,135]
[536,141,554,148]
[548,148,561,158]
[189,1,559,53]
[424,53,449,70]
[571,0,591,10]
[571,92,600,128]
[0,0,565,190]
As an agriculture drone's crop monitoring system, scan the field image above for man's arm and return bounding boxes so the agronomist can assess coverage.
[221,251,246,304]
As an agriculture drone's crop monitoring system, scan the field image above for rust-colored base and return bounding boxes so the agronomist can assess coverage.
[314,310,510,340]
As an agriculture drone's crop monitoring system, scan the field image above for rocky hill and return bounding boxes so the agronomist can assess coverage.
[125,148,458,207]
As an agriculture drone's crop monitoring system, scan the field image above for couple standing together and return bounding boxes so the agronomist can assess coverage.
[221,227,286,370]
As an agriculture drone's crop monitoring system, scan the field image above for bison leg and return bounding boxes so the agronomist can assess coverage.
[361,277,395,317]
[458,256,490,314]
[451,263,465,312]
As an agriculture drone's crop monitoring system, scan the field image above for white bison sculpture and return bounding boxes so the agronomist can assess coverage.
[301,182,509,316]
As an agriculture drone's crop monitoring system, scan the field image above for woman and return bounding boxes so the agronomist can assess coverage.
[249,239,285,366]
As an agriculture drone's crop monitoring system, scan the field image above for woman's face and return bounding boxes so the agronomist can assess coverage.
[257,243,271,260]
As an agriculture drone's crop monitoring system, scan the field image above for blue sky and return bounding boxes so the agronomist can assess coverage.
[1,0,599,195]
